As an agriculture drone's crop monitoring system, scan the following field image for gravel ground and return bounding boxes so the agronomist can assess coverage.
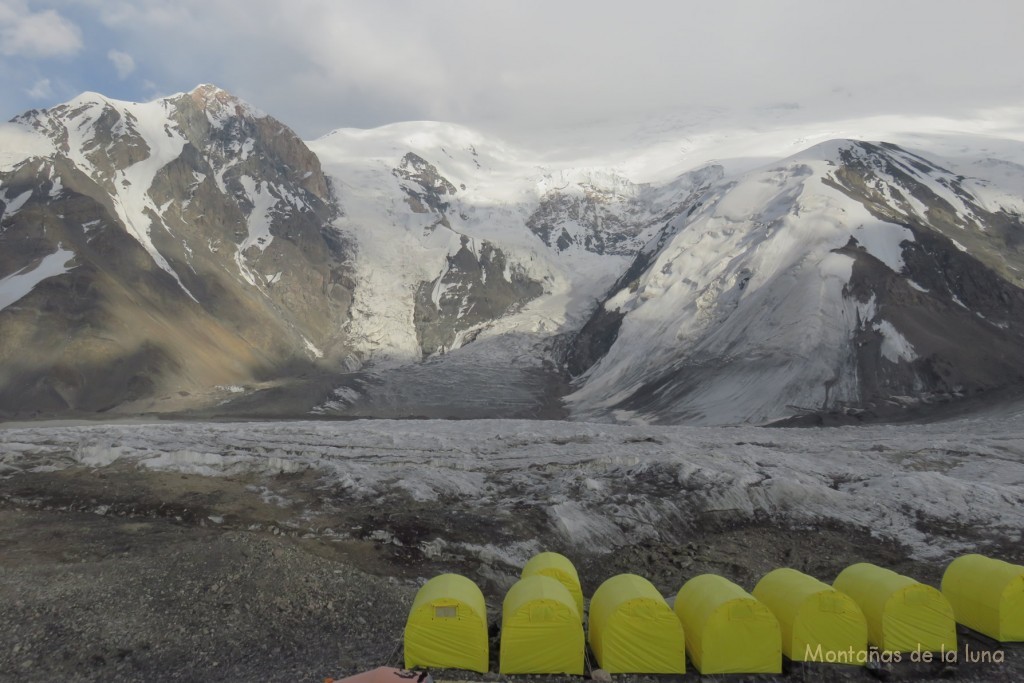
[0,508,414,682]
[1,452,1022,681]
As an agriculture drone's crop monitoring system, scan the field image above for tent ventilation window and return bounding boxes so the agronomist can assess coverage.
[729,602,755,620]
[530,604,554,622]
[629,603,654,619]
[820,595,842,613]
[904,591,927,606]
[434,606,457,619]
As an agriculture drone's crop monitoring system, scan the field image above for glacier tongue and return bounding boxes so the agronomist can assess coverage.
[309,119,725,372]
[309,123,649,365]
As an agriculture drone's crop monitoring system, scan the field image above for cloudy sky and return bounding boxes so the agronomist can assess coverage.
[1,0,1022,141]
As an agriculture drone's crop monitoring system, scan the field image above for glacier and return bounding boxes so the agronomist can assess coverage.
[3,413,1022,562]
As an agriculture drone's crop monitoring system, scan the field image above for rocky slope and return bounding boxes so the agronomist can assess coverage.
[0,86,355,415]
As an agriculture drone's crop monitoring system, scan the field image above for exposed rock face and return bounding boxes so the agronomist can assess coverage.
[824,141,1024,284]
[387,152,546,357]
[393,152,458,221]
[413,236,543,356]
[823,141,1024,409]
[0,86,354,415]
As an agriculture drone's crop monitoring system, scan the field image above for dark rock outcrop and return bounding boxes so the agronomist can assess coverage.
[413,236,543,356]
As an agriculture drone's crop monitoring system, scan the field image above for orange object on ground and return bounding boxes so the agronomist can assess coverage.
[332,667,430,683]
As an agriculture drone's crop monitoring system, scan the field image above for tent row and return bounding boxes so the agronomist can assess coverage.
[404,552,1024,675]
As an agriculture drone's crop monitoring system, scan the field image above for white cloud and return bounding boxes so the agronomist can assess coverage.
[0,1,83,58]
[25,77,52,99]
[107,49,135,79]
[22,0,1024,139]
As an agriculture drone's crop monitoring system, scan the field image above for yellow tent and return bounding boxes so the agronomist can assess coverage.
[674,574,781,674]
[588,574,685,674]
[404,574,488,673]
[833,563,956,653]
[500,575,584,675]
[942,554,1024,642]
[522,552,584,620]
[753,568,867,664]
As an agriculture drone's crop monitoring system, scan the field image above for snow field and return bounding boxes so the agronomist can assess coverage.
[0,245,76,312]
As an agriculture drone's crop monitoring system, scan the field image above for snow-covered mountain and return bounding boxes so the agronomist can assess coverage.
[301,120,713,418]
[565,137,1024,424]
[307,121,710,364]
[2,87,1024,424]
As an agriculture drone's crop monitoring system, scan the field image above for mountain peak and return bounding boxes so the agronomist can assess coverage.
[64,91,115,109]
[189,83,230,100]
[185,83,266,121]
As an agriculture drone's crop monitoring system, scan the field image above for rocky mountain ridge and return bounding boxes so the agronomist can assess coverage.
[2,87,1024,424]
[0,85,354,414]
